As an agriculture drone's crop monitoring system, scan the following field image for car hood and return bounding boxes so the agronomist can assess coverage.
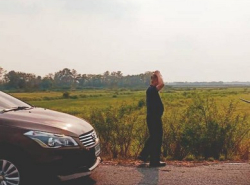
[0,107,93,137]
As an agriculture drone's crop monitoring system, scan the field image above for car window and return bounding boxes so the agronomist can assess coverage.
[0,91,31,111]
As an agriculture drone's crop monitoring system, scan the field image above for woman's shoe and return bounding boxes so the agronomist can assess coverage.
[149,161,166,167]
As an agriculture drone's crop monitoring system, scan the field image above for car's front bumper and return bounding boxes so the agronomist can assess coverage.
[26,140,101,181]
[58,156,102,181]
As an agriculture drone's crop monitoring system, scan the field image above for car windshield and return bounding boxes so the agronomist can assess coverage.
[0,91,31,112]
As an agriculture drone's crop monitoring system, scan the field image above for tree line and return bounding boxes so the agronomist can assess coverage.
[0,67,152,91]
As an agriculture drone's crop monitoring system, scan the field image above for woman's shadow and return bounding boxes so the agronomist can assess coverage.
[137,163,159,185]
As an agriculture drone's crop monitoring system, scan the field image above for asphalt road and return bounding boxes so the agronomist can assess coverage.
[37,162,250,185]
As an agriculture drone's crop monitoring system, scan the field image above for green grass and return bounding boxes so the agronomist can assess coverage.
[9,87,250,160]
[11,90,145,119]
[10,87,250,117]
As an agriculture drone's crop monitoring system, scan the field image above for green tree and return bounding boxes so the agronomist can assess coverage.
[54,68,73,89]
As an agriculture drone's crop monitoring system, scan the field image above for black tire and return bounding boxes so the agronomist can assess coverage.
[0,149,59,185]
[0,147,37,185]
[0,157,22,185]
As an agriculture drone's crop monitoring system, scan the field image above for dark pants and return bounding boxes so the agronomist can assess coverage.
[140,116,163,164]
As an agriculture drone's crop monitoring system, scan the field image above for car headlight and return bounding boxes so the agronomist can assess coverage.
[24,131,78,148]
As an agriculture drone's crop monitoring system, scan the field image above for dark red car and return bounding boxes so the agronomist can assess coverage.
[0,91,101,185]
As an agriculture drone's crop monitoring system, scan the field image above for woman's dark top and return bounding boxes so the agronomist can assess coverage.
[146,85,164,118]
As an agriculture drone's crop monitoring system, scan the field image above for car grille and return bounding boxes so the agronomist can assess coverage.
[79,130,97,148]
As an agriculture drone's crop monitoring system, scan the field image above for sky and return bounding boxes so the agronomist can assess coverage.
[0,0,250,82]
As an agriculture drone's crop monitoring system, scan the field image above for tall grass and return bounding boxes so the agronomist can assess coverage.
[10,88,250,160]
[162,95,249,160]
[89,94,250,160]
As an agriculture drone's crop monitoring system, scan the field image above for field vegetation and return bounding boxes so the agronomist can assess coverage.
[10,87,250,161]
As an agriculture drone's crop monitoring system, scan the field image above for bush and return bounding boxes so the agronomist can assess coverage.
[62,91,70,98]
[162,94,250,160]
[165,155,174,161]
[137,99,145,108]
[89,104,146,158]
[184,154,195,161]
[197,156,205,161]
[208,157,215,162]
[70,95,78,99]
[88,93,250,161]
[219,155,225,161]
[79,94,87,98]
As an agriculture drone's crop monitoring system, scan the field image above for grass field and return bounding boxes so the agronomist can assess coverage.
[11,90,145,118]
[11,87,250,117]
[9,87,250,160]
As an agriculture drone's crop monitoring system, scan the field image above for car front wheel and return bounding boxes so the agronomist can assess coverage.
[0,159,21,185]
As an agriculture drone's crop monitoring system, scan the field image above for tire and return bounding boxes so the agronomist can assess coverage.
[0,158,21,185]
[0,151,59,185]
[0,145,39,185]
